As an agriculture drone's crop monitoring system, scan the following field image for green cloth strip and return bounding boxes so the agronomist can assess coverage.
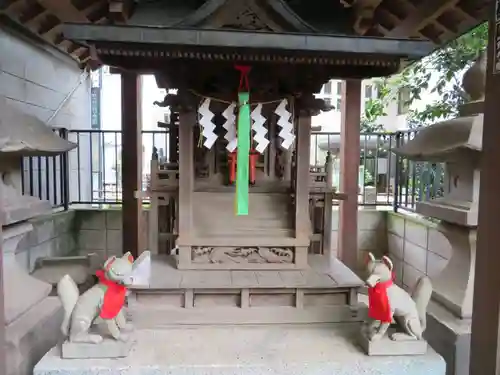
[235,92,250,215]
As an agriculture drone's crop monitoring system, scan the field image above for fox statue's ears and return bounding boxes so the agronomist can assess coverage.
[104,256,117,271]
[381,255,394,271]
[366,252,376,265]
[122,252,134,263]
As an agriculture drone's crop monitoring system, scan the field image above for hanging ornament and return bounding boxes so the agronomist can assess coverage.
[197,98,218,149]
[275,98,295,150]
[251,103,269,154]
[234,65,252,216]
[222,102,237,152]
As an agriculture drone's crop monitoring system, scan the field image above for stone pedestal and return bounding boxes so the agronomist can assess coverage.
[34,325,446,375]
[3,223,52,325]
[431,223,476,319]
[358,329,428,356]
[424,301,472,375]
[3,223,63,375]
[62,336,135,359]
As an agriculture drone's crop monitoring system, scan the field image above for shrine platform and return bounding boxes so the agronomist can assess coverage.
[128,254,364,326]
[34,324,445,375]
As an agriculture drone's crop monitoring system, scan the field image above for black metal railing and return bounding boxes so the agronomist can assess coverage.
[66,129,168,205]
[20,128,445,211]
[310,130,445,210]
[392,130,445,212]
[21,128,70,210]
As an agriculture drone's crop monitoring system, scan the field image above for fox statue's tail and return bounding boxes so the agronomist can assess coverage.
[57,274,80,336]
[411,276,433,331]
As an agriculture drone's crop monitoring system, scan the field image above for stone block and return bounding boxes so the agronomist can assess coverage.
[358,329,428,356]
[387,213,405,237]
[358,210,385,231]
[78,229,106,250]
[427,252,449,278]
[62,336,135,359]
[106,229,122,252]
[428,228,453,260]
[404,240,428,273]
[403,263,425,291]
[79,211,106,230]
[106,210,122,230]
[357,230,378,250]
[388,232,404,260]
[405,219,428,248]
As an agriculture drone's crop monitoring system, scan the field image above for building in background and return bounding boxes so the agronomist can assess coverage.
[96,71,425,199]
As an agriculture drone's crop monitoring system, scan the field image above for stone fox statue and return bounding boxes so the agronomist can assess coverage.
[364,252,433,341]
[57,252,138,344]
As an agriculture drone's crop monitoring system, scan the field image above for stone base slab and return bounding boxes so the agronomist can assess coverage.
[425,301,472,375]
[35,324,445,375]
[62,335,135,359]
[6,296,62,375]
[358,329,428,356]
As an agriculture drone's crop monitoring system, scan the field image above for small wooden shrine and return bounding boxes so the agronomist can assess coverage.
[62,0,433,325]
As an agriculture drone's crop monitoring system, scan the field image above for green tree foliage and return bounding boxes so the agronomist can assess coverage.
[366,23,488,128]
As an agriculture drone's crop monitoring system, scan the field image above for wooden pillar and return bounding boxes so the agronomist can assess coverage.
[121,72,142,258]
[338,79,361,270]
[177,110,195,268]
[469,9,500,374]
[0,224,5,375]
[323,152,334,256]
[294,112,311,267]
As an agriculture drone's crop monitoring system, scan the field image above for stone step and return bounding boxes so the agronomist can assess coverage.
[34,325,446,375]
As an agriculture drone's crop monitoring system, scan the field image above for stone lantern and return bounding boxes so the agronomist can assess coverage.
[393,51,485,319]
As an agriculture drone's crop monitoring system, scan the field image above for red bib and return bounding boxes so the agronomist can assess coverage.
[368,278,393,323]
[96,270,127,319]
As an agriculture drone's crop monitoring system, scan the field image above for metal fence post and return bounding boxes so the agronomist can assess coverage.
[60,128,70,210]
[392,131,402,212]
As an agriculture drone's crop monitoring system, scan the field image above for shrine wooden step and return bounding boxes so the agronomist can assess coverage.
[178,234,306,247]
[128,255,364,326]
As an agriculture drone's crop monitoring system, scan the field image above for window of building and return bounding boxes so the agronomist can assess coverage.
[336,81,342,95]
[364,84,373,100]
[397,87,411,115]
[324,98,332,107]
[324,81,332,95]
[336,97,342,111]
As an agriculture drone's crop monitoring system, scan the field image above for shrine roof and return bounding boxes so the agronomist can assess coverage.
[62,23,433,59]
[0,0,490,66]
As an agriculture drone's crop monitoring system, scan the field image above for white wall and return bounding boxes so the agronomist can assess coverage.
[0,26,92,205]
[312,79,408,133]
[98,72,168,196]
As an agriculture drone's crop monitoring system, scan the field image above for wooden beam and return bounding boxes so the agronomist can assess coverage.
[109,0,133,23]
[386,0,459,37]
[37,0,88,23]
[469,5,500,373]
[0,223,5,375]
[121,72,142,258]
[338,79,361,271]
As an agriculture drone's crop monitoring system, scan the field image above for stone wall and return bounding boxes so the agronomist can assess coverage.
[331,207,388,272]
[0,25,92,205]
[386,212,451,290]
[74,207,386,268]
[16,210,76,272]
[386,211,469,375]
[74,208,149,264]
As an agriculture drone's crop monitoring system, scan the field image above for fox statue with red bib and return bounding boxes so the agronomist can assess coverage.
[363,252,432,343]
[57,251,149,347]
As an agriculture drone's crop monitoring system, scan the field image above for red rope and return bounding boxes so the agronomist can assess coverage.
[235,65,251,91]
